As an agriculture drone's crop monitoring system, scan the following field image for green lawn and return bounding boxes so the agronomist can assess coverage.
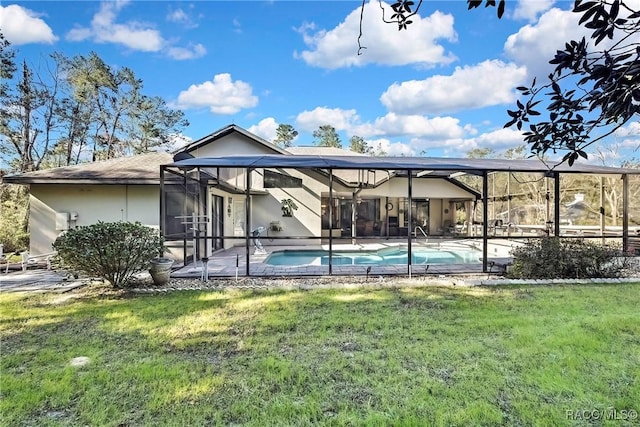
[1,282,639,426]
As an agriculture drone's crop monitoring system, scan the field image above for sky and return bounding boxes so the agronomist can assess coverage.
[1,0,639,163]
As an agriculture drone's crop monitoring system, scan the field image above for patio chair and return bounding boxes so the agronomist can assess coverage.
[20,251,57,271]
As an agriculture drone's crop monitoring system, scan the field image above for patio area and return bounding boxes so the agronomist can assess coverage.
[171,238,517,279]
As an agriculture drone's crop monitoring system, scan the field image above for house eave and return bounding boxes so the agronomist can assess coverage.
[3,177,164,185]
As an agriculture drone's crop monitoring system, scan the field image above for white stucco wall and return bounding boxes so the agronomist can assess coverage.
[366,177,475,199]
[251,167,324,246]
[29,184,159,255]
[189,133,277,158]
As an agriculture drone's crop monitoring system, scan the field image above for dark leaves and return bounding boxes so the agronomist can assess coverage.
[389,0,419,30]
[466,0,505,18]
[378,0,639,168]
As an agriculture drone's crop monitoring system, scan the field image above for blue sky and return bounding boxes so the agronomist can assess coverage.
[1,0,639,163]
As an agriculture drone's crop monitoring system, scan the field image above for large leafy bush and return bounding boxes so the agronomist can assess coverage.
[53,221,164,288]
[508,237,631,280]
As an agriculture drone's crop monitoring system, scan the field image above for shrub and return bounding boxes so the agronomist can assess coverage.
[508,237,631,280]
[53,221,164,288]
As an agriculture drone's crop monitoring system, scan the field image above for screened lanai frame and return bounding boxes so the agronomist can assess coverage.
[160,154,640,276]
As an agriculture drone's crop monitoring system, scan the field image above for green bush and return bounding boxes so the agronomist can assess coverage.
[53,221,164,288]
[508,237,630,280]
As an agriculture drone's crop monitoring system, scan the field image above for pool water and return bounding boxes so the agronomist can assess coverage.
[264,247,481,266]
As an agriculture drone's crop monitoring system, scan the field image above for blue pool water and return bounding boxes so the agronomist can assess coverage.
[265,247,481,266]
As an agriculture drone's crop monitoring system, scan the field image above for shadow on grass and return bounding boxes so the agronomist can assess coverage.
[1,283,639,426]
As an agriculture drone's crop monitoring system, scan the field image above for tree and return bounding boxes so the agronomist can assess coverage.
[0,50,189,173]
[273,123,298,148]
[313,125,342,148]
[371,141,388,156]
[364,0,639,165]
[1,60,55,172]
[0,32,15,101]
[65,53,188,160]
[466,147,495,159]
[0,180,29,252]
[349,135,371,154]
[0,32,17,169]
[592,147,640,226]
[505,0,640,166]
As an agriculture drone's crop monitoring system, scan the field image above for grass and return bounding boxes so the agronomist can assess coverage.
[1,282,639,426]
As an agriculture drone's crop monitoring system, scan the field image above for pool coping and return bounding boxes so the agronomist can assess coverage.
[171,240,514,279]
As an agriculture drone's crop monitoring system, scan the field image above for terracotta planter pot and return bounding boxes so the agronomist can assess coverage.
[149,257,174,286]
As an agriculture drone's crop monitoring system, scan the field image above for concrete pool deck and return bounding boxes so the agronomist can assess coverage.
[171,239,516,279]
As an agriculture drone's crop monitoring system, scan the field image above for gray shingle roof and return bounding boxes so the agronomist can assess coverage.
[3,152,172,184]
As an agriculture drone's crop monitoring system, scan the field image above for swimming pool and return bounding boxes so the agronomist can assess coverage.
[264,246,481,266]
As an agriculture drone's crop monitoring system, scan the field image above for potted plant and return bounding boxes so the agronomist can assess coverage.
[149,257,174,286]
[281,198,298,217]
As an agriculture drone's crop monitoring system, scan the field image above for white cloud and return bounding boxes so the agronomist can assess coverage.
[352,113,469,140]
[166,43,206,60]
[0,4,58,45]
[504,7,590,79]
[613,121,640,150]
[65,1,163,50]
[380,60,527,115]
[248,118,279,141]
[367,138,416,156]
[296,107,360,132]
[505,3,640,80]
[232,18,243,34]
[295,1,457,69]
[166,8,198,28]
[176,73,258,115]
[66,27,93,42]
[410,127,526,157]
[464,127,527,151]
[66,1,205,60]
[295,107,471,145]
[615,121,640,138]
[512,0,555,22]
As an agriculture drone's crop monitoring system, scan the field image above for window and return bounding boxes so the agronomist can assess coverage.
[264,169,302,188]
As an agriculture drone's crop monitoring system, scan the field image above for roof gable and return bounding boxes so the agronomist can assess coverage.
[176,124,288,157]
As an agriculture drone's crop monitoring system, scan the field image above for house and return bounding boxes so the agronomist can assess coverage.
[3,124,479,262]
[2,152,170,257]
[160,125,479,262]
[4,124,639,273]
